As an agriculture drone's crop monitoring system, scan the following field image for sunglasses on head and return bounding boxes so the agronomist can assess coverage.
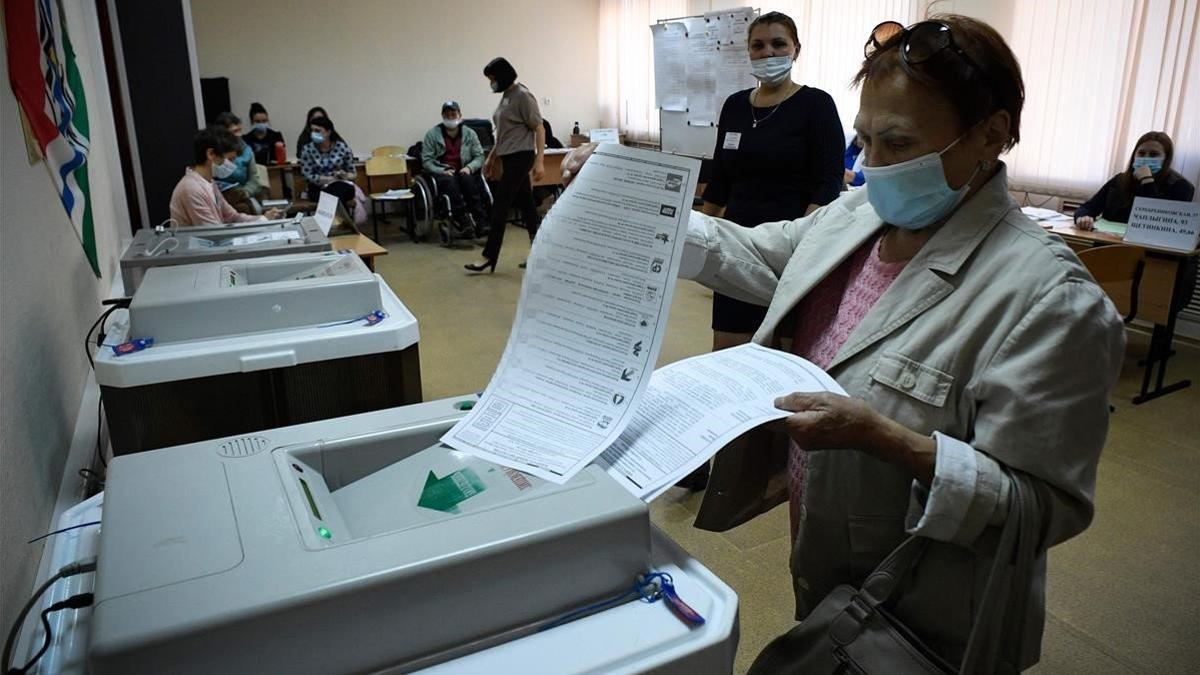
[864,21,904,57]
[866,20,982,78]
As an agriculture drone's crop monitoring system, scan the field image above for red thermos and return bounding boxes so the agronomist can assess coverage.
[274,141,286,164]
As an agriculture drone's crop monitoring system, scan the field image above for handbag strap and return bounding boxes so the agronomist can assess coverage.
[858,535,930,608]
[960,470,1041,674]
[850,470,1042,673]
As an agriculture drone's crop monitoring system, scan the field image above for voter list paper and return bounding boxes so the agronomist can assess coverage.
[597,343,847,502]
[441,143,701,484]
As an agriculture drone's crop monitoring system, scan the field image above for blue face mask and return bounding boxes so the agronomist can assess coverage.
[1132,156,1163,174]
[860,133,981,230]
[311,132,325,144]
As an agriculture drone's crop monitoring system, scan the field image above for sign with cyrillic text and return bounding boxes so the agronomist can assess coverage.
[1124,197,1200,252]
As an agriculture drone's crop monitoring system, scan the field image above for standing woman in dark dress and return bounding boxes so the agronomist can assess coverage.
[701,11,845,350]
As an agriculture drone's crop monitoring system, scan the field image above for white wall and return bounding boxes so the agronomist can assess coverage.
[0,0,127,633]
[190,0,601,155]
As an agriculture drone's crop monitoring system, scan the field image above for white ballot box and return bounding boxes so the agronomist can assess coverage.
[83,398,738,675]
[94,252,422,455]
[119,217,331,293]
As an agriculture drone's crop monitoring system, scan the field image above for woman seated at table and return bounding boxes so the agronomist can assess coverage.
[1074,131,1195,230]
[242,102,287,165]
[243,102,291,199]
[213,112,264,214]
[296,105,330,156]
[299,116,357,207]
[169,126,283,226]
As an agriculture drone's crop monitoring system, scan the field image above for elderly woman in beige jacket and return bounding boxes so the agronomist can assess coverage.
[566,15,1125,670]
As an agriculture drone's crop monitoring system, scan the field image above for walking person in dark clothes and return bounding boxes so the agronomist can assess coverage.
[465,57,546,273]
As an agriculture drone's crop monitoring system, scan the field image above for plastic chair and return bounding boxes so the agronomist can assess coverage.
[372,145,407,158]
[366,156,411,241]
[1077,244,1144,323]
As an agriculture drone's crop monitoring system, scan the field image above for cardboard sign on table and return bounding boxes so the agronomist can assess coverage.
[1123,196,1200,252]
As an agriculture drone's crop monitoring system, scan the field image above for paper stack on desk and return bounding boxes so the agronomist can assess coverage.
[1021,206,1072,223]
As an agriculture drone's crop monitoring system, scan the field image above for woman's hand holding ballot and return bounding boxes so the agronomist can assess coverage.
[773,392,936,485]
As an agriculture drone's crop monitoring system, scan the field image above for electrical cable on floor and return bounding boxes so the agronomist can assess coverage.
[83,299,131,471]
[2,558,97,674]
[8,593,94,675]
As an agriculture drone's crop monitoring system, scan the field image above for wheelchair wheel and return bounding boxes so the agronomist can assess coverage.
[411,176,436,241]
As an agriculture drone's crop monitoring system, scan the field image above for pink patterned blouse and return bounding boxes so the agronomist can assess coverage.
[787,234,908,538]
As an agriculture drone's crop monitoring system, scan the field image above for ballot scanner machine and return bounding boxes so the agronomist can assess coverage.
[120,216,330,293]
[94,251,422,455]
[79,397,738,674]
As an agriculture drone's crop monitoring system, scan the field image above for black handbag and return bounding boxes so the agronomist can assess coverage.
[748,471,1040,675]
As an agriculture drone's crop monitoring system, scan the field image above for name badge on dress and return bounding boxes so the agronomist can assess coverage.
[722,132,742,150]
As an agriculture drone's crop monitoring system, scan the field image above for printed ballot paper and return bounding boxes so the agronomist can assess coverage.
[441,144,701,483]
[598,343,846,501]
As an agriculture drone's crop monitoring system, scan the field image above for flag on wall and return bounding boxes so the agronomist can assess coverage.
[4,0,99,276]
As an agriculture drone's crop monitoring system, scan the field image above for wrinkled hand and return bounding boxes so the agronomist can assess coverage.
[1132,165,1153,181]
[1075,215,1095,231]
[444,169,456,176]
[264,207,285,220]
[531,159,545,182]
[459,166,473,175]
[561,143,599,187]
[774,392,885,451]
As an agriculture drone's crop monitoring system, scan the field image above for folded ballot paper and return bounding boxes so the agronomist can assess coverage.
[597,343,846,501]
[439,144,846,499]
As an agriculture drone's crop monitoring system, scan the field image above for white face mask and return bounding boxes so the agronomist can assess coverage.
[442,118,462,129]
[750,55,794,86]
[212,158,237,179]
[860,133,981,230]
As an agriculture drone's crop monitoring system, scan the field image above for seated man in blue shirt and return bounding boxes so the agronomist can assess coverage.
[843,134,865,187]
[421,101,488,236]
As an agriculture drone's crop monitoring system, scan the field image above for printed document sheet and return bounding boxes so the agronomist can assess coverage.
[597,343,846,501]
[441,144,701,483]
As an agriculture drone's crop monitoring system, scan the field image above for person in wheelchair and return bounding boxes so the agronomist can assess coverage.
[421,101,488,238]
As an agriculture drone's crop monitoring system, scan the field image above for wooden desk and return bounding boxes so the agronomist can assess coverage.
[533,149,568,187]
[330,233,387,272]
[268,158,411,200]
[1044,222,1198,403]
[488,149,568,187]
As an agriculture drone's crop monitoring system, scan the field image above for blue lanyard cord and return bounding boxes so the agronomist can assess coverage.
[537,571,703,632]
[100,311,385,357]
[318,310,387,328]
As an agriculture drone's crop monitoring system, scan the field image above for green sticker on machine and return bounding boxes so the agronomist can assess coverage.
[417,468,487,513]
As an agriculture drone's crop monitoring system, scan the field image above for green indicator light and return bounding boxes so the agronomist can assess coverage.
[317,526,332,539]
[454,400,475,410]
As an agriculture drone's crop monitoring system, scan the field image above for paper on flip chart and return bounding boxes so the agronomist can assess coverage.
[652,22,689,111]
[440,143,701,483]
[597,343,846,502]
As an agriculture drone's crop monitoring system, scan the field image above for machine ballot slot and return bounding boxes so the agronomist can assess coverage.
[188,230,302,251]
[220,254,361,288]
[273,421,592,550]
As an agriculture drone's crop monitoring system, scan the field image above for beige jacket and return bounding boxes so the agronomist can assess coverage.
[686,165,1126,667]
